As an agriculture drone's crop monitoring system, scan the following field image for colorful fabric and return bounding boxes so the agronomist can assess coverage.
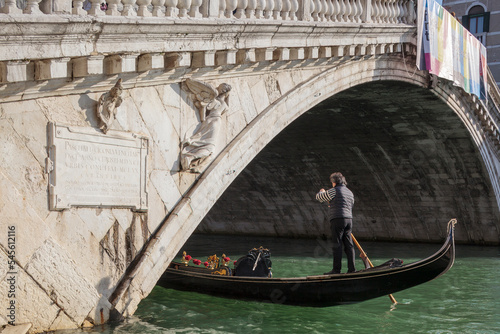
[417,0,487,100]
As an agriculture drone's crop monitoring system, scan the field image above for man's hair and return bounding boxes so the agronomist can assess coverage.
[330,172,347,186]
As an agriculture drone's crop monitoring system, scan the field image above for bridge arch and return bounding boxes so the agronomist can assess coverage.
[111,54,500,316]
[202,78,500,243]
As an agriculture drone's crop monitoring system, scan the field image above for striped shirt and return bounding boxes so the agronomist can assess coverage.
[316,188,336,203]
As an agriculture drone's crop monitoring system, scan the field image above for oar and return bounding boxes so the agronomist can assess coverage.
[351,233,398,305]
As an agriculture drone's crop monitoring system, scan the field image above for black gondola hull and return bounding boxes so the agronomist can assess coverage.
[158,221,456,306]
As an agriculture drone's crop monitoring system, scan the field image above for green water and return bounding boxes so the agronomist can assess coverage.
[58,234,500,334]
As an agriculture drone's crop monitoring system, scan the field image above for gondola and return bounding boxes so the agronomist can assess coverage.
[157,219,457,306]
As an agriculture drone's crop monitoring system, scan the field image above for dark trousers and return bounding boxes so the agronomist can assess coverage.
[331,218,356,273]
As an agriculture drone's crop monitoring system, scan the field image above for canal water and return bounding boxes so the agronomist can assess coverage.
[56,234,499,334]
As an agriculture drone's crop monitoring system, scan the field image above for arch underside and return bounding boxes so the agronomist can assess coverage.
[199,60,500,246]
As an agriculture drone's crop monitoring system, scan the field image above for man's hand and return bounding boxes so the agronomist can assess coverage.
[319,188,325,192]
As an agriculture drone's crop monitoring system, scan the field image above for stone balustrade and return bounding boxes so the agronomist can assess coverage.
[483,70,500,146]
[0,0,416,23]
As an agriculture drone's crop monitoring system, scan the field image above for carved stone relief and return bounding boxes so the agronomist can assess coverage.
[97,79,123,134]
[180,78,232,173]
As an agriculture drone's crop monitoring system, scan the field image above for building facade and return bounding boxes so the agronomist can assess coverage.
[442,0,500,86]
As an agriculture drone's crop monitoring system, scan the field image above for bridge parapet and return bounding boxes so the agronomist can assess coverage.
[429,69,500,162]
[0,0,416,23]
[487,68,500,124]
[484,70,500,153]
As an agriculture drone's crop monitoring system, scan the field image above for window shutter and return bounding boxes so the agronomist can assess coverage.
[483,12,490,32]
[462,15,469,29]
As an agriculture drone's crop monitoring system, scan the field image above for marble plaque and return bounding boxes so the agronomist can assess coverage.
[47,123,148,211]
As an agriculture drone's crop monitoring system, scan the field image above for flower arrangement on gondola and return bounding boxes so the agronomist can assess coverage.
[221,254,231,267]
[182,251,192,266]
[181,251,233,270]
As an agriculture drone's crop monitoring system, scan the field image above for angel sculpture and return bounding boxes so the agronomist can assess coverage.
[97,78,123,134]
[180,78,232,173]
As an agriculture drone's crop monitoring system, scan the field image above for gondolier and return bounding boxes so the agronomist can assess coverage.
[316,172,356,275]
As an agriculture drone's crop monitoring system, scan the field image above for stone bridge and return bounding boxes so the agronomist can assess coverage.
[1,0,500,332]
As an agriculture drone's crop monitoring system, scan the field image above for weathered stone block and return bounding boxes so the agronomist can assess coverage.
[236,49,256,64]
[1,323,32,334]
[0,62,6,83]
[150,170,183,211]
[355,45,367,56]
[2,100,47,166]
[306,46,319,59]
[130,86,179,168]
[4,61,30,83]
[215,50,237,66]
[276,72,294,95]
[290,47,305,60]
[249,78,269,115]
[177,172,199,195]
[273,48,290,61]
[35,58,71,81]
[366,44,377,55]
[123,54,139,72]
[48,312,76,331]
[346,45,356,56]
[165,52,191,68]
[0,174,50,267]
[73,56,105,77]
[137,53,165,72]
[375,44,386,54]
[0,253,74,332]
[192,50,216,68]
[104,55,122,75]
[320,46,333,58]
[255,48,275,62]
[0,114,51,229]
[25,238,100,326]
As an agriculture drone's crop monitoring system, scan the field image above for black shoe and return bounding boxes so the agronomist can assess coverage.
[323,270,340,275]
